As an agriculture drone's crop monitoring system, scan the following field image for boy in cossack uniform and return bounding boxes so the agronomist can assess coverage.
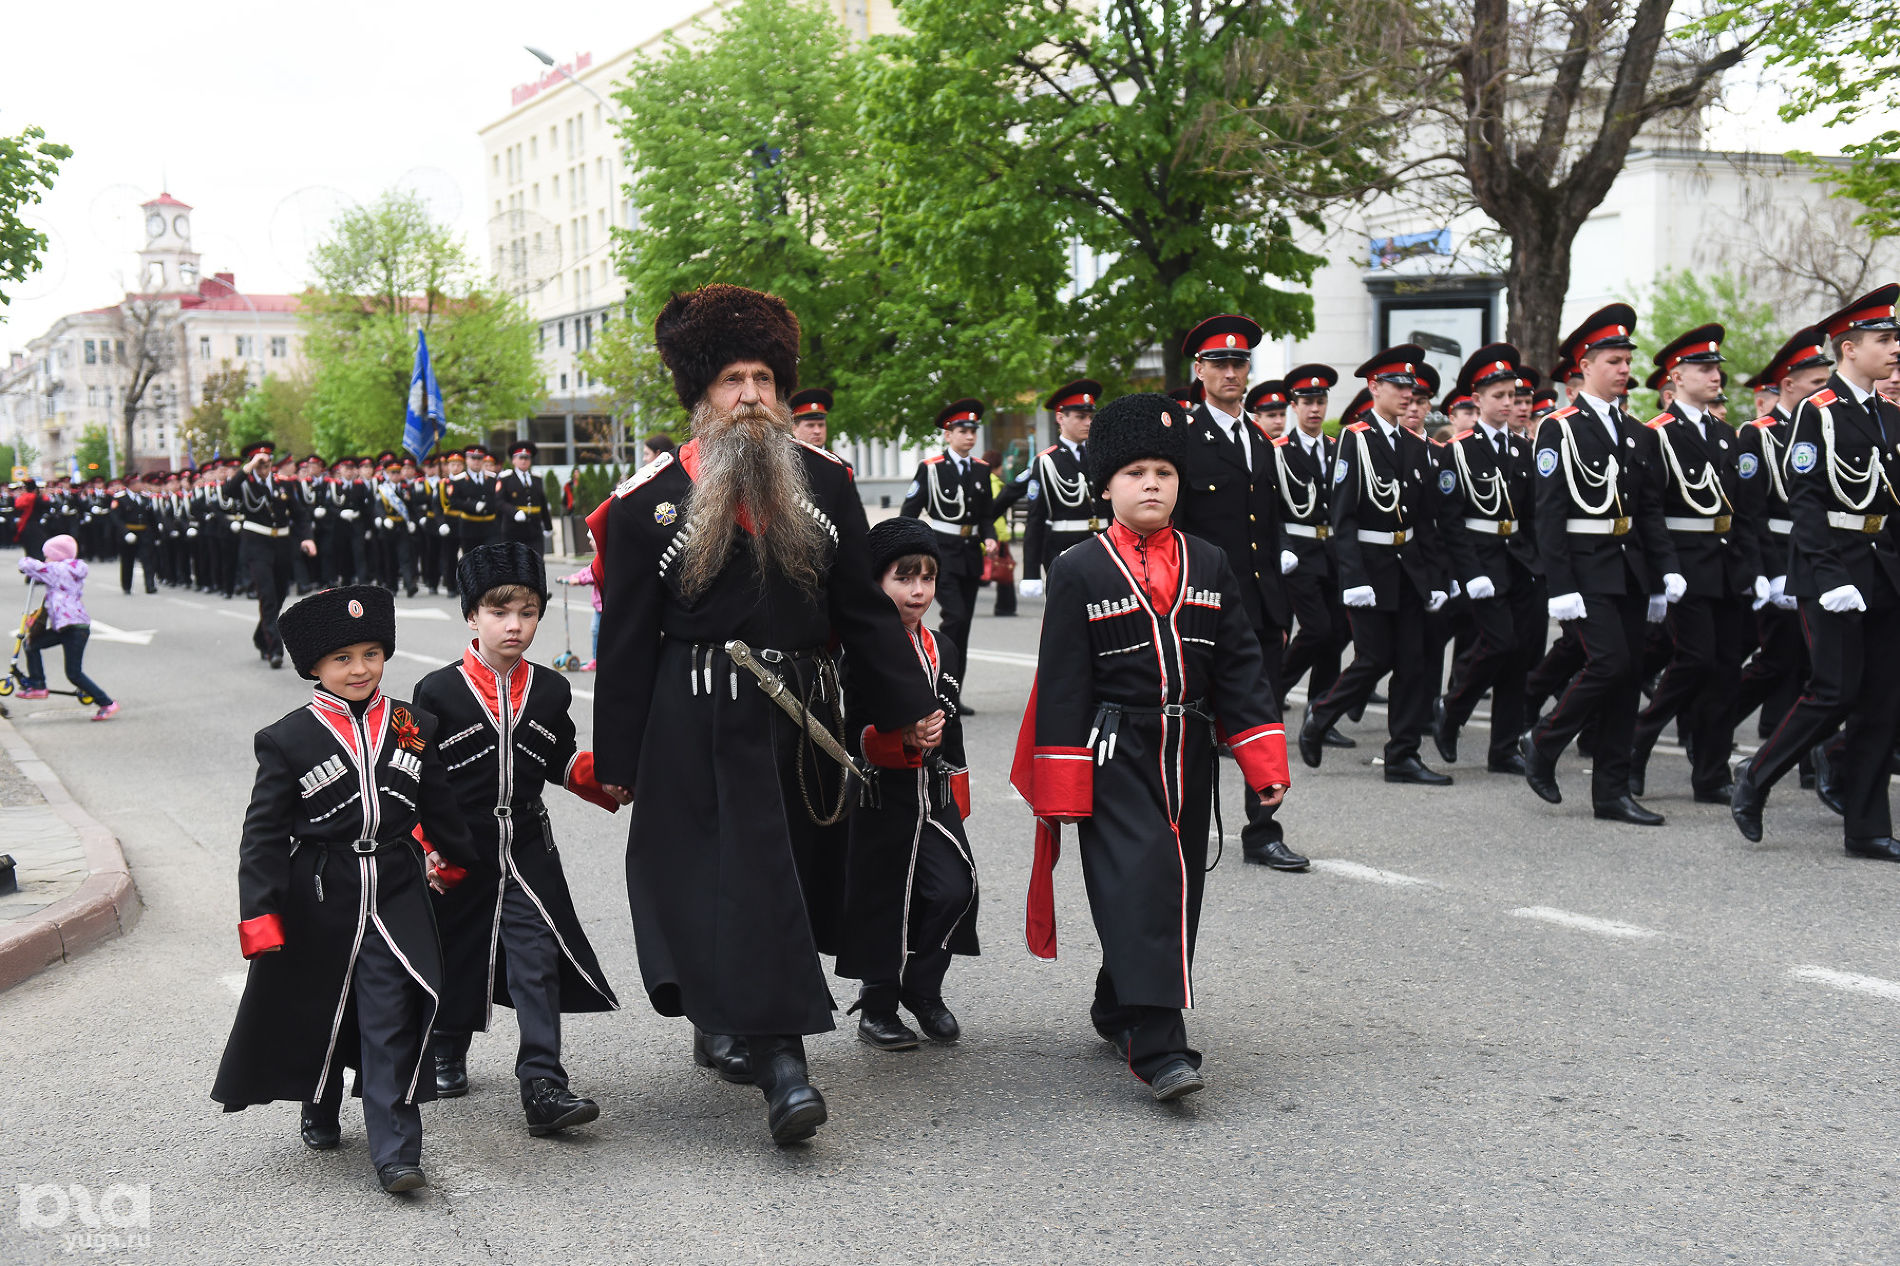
[415,542,623,1135]
[212,586,480,1195]
[837,517,980,1051]
[1011,392,1292,1102]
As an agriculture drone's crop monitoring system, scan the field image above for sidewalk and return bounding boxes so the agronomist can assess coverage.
[0,711,140,991]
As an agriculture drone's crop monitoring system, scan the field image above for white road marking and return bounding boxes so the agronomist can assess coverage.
[166,598,211,611]
[1511,906,1661,940]
[1790,965,1900,1003]
[1312,858,1432,887]
[87,620,154,646]
[392,649,438,666]
[215,609,252,623]
[394,607,450,621]
[967,648,1038,668]
[220,971,247,997]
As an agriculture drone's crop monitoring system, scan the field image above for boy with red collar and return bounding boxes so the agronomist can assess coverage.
[1011,392,1290,1102]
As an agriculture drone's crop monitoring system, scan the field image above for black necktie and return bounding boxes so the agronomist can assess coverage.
[1075,443,1086,465]
[1495,433,1509,463]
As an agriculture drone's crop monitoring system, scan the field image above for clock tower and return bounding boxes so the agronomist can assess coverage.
[137,192,200,294]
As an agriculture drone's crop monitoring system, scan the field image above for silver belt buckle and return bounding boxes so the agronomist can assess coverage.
[350,838,379,855]
[1162,704,1187,718]
[758,648,786,664]
[493,805,513,819]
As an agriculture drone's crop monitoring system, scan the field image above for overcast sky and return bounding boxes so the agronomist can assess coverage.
[0,1,1867,355]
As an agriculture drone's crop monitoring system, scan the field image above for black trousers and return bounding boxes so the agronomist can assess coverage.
[1524,625,1585,719]
[1091,965,1197,1084]
[1281,567,1344,702]
[418,527,442,591]
[118,533,157,593]
[1736,604,1808,737]
[1530,593,1648,803]
[1634,594,1749,793]
[1311,574,1433,764]
[438,527,462,594]
[239,535,295,658]
[486,877,568,1085]
[1240,621,1290,850]
[351,925,426,1169]
[380,528,417,593]
[214,526,239,596]
[1748,600,1900,839]
[855,821,972,1014]
[1443,579,1547,763]
[936,565,979,690]
[23,624,111,705]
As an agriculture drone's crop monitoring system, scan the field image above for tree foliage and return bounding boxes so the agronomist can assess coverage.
[0,121,70,313]
[227,372,317,457]
[180,361,251,463]
[301,190,539,458]
[75,424,110,476]
[1627,267,1779,417]
[575,308,681,437]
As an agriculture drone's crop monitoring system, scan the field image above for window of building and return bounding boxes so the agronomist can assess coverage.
[198,336,211,361]
[575,115,584,153]
[235,335,253,358]
[495,199,502,216]
[560,373,568,390]
[551,173,560,201]
[115,340,125,361]
[549,125,557,150]
[84,340,97,364]
[492,155,500,177]
[538,325,546,350]
[270,336,287,358]
[583,314,593,348]
[87,386,98,406]
[557,322,565,348]
[577,164,586,203]
[530,135,537,160]
[532,183,540,208]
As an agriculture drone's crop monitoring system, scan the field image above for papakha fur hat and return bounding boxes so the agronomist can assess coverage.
[456,541,550,619]
[1087,392,1190,496]
[279,585,395,680]
[654,284,801,410]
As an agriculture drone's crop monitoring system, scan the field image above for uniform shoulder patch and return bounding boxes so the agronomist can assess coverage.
[1738,452,1760,479]
[1549,406,1579,420]
[614,452,674,499]
[1344,421,1371,432]
[1038,444,1058,456]
[1437,468,1457,493]
[792,437,846,466]
[1333,459,1350,485]
[1749,415,1776,429]
[1646,414,1670,429]
[1808,389,1839,408]
[1452,429,1474,442]
[1536,448,1560,477]
[1790,441,1819,474]
[923,454,946,465]
[1272,435,1291,447]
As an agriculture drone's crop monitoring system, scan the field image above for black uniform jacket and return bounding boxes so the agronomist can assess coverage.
[212,691,479,1111]
[589,437,938,1035]
[1734,406,1795,580]
[415,647,620,1034]
[107,491,158,540]
[1437,424,1539,593]
[1017,442,1101,582]
[1330,416,1447,608]
[222,471,309,541]
[497,468,553,531]
[900,452,995,577]
[448,472,498,525]
[1532,400,1677,598]
[1011,525,1290,1002]
[1271,429,1337,578]
[1783,375,1900,602]
[1177,403,1290,631]
[836,624,979,987]
[1645,402,1760,598]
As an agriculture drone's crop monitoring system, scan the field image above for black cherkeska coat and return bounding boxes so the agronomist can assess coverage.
[211,690,479,1112]
[1176,403,1290,631]
[835,624,979,989]
[414,647,619,1036]
[590,437,938,1037]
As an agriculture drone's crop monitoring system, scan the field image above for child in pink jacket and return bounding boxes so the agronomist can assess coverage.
[17,533,118,719]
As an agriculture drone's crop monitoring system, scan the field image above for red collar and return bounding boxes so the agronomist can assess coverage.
[460,641,530,722]
[1104,520,1181,610]
[307,689,389,758]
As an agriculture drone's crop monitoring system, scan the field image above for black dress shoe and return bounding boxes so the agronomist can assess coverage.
[1845,836,1900,862]
[1243,839,1311,871]
[905,997,961,1043]
[958,703,977,717]
[377,1163,427,1194]
[1593,795,1664,826]
[1693,783,1735,805]
[692,1027,753,1084]
[1730,768,1765,842]
[1811,744,1845,816]
[1487,753,1527,776]
[1298,710,1327,769]
[300,1101,341,1151]
[749,1037,828,1145]
[1150,1060,1205,1102]
[1522,734,1561,804]
[521,1077,600,1135]
[1322,726,1356,749]
[1384,755,1452,786]
[857,1011,921,1050]
[433,1033,470,1098]
[269,652,284,670]
[1431,696,1458,764]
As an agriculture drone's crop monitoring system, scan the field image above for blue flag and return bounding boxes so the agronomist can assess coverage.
[402,330,446,463]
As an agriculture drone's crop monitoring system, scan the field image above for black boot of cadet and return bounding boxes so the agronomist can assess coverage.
[746,1035,827,1145]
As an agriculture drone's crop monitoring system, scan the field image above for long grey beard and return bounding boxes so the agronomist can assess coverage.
[677,396,827,602]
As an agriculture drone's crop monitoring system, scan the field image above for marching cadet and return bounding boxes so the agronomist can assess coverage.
[225,441,318,669]
[449,444,502,563]
[305,458,340,587]
[211,585,481,1195]
[291,456,325,594]
[900,399,997,709]
[417,542,621,1133]
[789,388,835,453]
[1298,345,1453,785]
[1274,364,1352,748]
[1012,379,1101,602]
[435,449,468,595]
[1733,328,1832,758]
[1176,314,1306,870]
[108,473,160,595]
[497,440,552,552]
[1629,325,1763,802]
[838,517,979,1051]
[328,458,369,586]
[1520,304,1683,824]
[1011,391,1291,1102]
[1431,344,1544,774]
[1513,367,1541,434]
[205,464,238,597]
[1246,379,1289,440]
[416,456,445,595]
[1732,285,1900,858]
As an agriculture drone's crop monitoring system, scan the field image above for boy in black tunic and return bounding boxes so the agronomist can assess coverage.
[837,517,979,1050]
[415,542,623,1135]
[1011,393,1292,1102]
[211,585,480,1194]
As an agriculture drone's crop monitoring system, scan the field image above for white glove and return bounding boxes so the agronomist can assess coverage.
[1279,549,1298,575]
[474,500,487,513]
[1019,579,1044,598]
[186,528,198,538]
[1751,575,1772,610]
[1343,585,1377,608]
[407,522,417,534]
[339,508,357,521]
[1466,575,1495,601]
[514,509,528,522]
[229,521,241,533]
[1448,580,1461,599]
[313,506,327,518]
[1427,590,1449,613]
[1548,592,1586,621]
[438,523,451,537]
[1647,594,1668,623]
[1821,584,1867,613]
[122,532,135,545]
[1663,572,1687,603]
[1770,576,1796,610]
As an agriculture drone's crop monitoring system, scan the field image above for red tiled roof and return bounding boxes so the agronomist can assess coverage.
[143,192,192,210]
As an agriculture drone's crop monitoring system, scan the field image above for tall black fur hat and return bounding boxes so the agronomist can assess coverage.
[457,541,550,618]
[1087,392,1189,496]
[280,585,395,681]
[654,284,801,410]
[868,515,941,576]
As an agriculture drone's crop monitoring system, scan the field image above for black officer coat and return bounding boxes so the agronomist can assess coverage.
[1176,403,1290,630]
[496,468,552,531]
[1734,405,1796,581]
[1015,442,1101,581]
[1437,424,1538,593]
[1532,401,1677,598]
[1329,416,1447,608]
[1783,375,1900,602]
[901,451,995,578]
[448,472,499,526]
[221,470,307,537]
[1271,429,1337,578]
[1645,402,1760,598]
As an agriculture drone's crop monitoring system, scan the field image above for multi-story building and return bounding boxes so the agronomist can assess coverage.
[0,193,306,479]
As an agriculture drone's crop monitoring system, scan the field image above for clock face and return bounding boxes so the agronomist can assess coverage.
[146,213,164,238]
[173,214,189,237]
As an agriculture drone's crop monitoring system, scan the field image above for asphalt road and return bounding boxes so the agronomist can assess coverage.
[1,563,1895,1265]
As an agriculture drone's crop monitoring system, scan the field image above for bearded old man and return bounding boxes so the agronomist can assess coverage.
[588,285,939,1144]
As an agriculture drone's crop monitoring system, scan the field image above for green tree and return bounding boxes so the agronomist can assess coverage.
[0,121,71,312]
[227,371,317,456]
[180,361,251,463]
[75,424,110,476]
[301,190,539,457]
[576,309,682,440]
[1628,268,1779,418]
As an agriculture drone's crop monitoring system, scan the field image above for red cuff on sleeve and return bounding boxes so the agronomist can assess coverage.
[950,768,971,820]
[565,751,623,813]
[1028,747,1093,818]
[861,725,923,770]
[238,913,285,959]
[1227,723,1291,794]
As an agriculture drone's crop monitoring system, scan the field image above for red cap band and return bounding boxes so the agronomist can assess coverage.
[941,411,979,427]
[1196,331,1251,355]
[1580,323,1630,349]
[1051,392,1095,411]
[1663,340,1721,371]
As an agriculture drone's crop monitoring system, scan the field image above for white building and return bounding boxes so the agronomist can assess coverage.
[0,193,307,479]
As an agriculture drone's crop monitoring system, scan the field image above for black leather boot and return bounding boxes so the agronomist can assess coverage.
[747,1036,827,1145]
[377,1163,426,1194]
[903,996,961,1043]
[857,1010,922,1050]
[299,1099,341,1151]
[433,1031,470,1098]
[692,1027,753,1084]
[521,1077,600,1136]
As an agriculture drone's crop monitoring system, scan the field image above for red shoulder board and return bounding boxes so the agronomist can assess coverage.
[972,457,990,468]
[1645,414,1671,429]
[1749,415,1777,429]
[1452,428,1475,442]
[1809,389,1839,408]
[1038,444,1057,456]
[1272,435,1291,447]
[1429,436,1448,447]
[613,451,674,499]
[792,438,846,466]
[1345,421,1371,432]
[1549,406,1579,420]
[923,454,946,464]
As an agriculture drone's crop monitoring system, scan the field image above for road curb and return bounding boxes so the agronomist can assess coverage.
[0,713,141,992]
